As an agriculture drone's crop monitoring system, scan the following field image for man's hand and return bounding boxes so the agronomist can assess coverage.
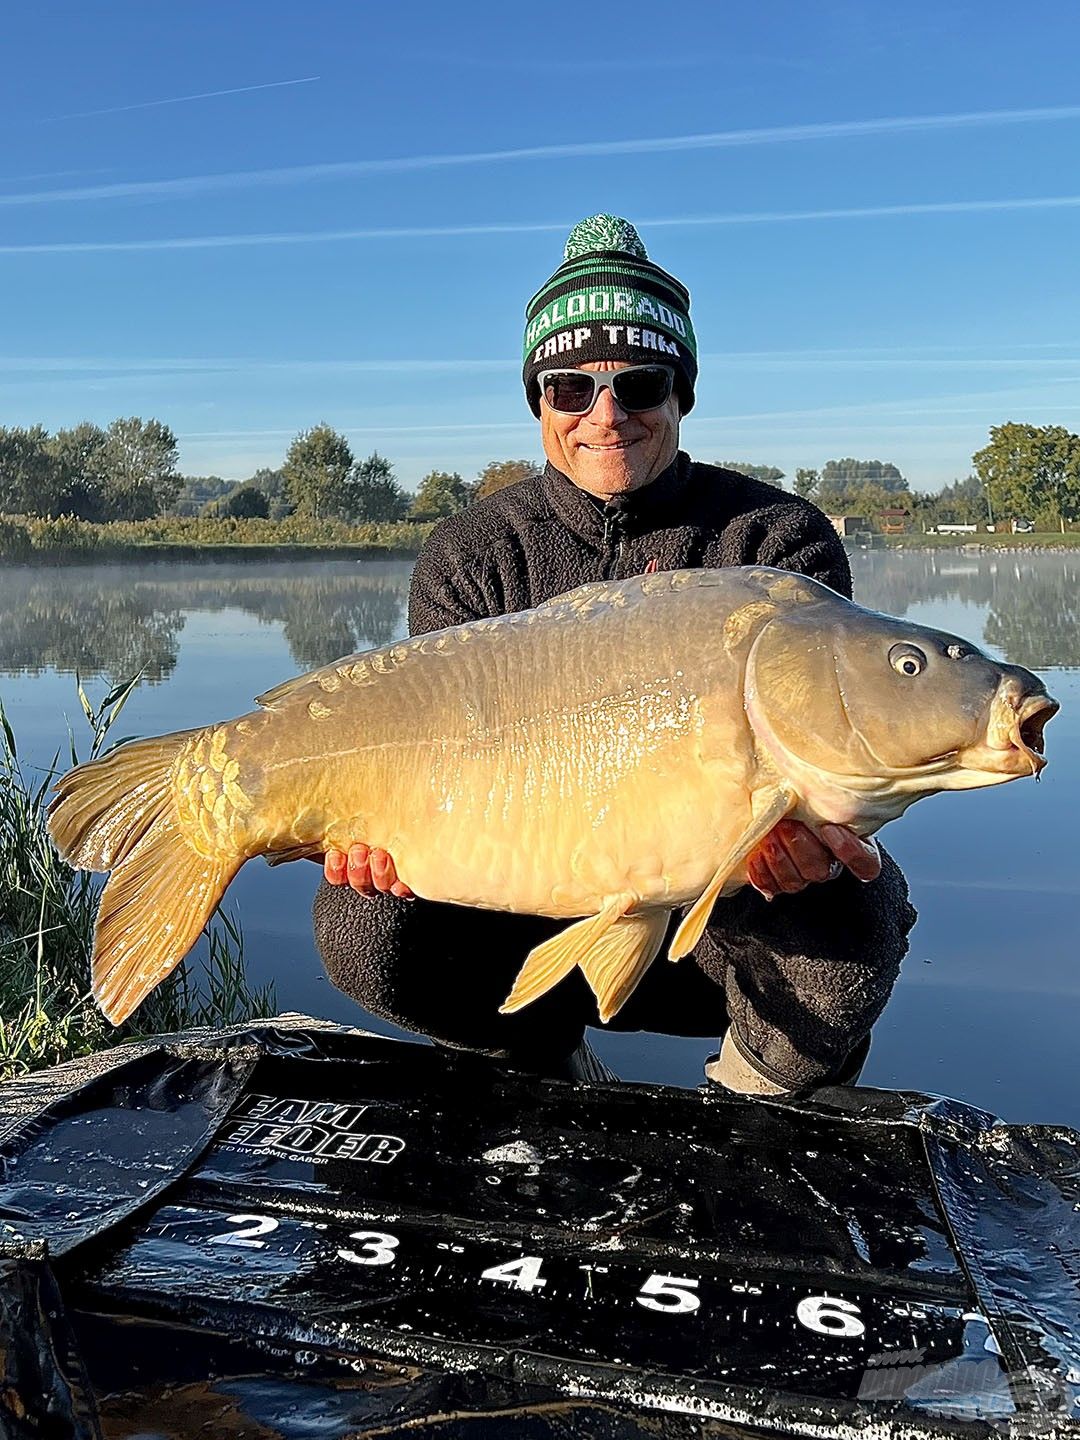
[323,844,415,900]
[746,820,880,901]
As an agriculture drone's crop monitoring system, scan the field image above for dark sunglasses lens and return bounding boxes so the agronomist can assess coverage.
[544,373,596,413]
[612,367,672,411]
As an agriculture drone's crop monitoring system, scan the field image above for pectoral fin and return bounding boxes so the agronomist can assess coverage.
[580,911,670,1022]
[499,894,634,1015]
[668,786,795,961]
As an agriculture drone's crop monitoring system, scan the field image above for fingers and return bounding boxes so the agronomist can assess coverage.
[819,823,882,883]
[747,820,880,900]
[323,844,414,899]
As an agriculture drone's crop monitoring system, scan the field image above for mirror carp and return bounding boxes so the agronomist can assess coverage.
[47,567,1058,1026]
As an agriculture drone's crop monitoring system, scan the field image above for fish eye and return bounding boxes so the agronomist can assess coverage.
[889,643,927,677]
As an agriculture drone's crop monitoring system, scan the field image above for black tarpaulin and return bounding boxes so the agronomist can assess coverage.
[0,1015,1077,1439]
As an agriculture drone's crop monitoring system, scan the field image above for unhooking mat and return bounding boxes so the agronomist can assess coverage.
[0,1015,1078,1439]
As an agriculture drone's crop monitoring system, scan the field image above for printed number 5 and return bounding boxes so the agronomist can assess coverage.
[337,1230,400,1267]
[636,1274,701,1314]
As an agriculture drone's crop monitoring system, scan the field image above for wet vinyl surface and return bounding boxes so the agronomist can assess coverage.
[1,1022,1079,1437]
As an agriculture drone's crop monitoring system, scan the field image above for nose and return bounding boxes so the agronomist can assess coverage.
[587,384,627,425]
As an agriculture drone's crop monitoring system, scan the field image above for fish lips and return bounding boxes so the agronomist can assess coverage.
[958,685,1059,779]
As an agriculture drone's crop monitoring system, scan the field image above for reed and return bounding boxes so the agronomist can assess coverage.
[0,678,274,1080]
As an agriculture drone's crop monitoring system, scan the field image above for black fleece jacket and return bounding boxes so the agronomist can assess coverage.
[313,454,916,1089]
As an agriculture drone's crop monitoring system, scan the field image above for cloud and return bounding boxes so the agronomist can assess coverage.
[3,192,1079,256]
[38,76,320,124]
[3,103,1080,207]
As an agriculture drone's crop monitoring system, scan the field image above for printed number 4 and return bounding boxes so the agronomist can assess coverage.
[481,1256,547,1292]
[637,1274,701,1314]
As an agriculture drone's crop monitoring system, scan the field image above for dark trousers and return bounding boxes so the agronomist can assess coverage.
[312,850,916,1092]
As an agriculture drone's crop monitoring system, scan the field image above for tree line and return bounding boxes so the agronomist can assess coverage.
[3,418,1078,532]
[725,432,1080,532]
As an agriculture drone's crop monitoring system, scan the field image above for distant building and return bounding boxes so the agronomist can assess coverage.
[827,514,872,538]
[879,508,911,535]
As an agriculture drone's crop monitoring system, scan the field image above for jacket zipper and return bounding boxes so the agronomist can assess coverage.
[601,509,627,579]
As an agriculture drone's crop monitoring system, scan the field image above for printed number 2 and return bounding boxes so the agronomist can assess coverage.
[636,1274,701,1314]
[208,1214,279,1249]
[337,1231,400,1267]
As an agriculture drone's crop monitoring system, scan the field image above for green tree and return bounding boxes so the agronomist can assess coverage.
[249,466,292,519]
[174,475,234,517]
[223,486,270,519]
[0,426,54,514]
[411,469,470,520]
[282,424,353,519]
[793,467,819,500]
[98,417,180,519]
[343,452,408,522]
[972,423,1080,533]
[473,459,542,501]
[716,461,785,485]
[45,423,108,519]
[817,460,904,495]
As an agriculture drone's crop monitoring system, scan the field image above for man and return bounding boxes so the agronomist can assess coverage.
[313,215,915,1095]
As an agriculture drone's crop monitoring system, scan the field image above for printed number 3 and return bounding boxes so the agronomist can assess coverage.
[337,1230,400,1267]
[636,1274,701,1314]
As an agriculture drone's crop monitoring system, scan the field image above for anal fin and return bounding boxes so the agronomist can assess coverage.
[499,895,633,1015]
[669,786,795,961]
[580,911,669,1023]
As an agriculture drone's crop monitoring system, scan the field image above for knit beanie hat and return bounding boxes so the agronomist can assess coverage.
[522,214,698,417]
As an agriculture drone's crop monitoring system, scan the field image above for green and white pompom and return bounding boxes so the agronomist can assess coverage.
[563,214,648,260]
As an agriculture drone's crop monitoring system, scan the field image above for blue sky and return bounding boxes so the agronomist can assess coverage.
[4,0,1079,492]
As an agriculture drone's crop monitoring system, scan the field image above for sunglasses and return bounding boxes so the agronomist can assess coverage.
[538,364,675,416]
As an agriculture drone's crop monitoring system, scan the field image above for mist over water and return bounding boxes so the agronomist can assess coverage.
[1,551,1075,1123]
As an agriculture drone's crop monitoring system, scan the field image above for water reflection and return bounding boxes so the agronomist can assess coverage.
[851,550,1080,668]
[0,561,412,684]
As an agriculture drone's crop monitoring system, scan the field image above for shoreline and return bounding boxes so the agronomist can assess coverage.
[0,542,424,566]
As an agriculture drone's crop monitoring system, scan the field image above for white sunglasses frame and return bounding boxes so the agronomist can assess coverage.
[537,364,675,415]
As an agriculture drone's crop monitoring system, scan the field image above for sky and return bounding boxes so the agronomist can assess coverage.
[3,0,1080,493]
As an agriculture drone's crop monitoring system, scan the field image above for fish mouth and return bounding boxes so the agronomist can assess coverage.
[961,686,1059,778]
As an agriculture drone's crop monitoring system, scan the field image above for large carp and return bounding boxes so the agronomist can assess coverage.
[48,566,1057,1027]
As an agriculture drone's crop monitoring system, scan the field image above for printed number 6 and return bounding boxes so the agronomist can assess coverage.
[796,1294,865,1338]
[337,1230,400,1267]
[636,1274,701,1314]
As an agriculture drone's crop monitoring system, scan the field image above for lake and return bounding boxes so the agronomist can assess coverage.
[1,550,1076,1123]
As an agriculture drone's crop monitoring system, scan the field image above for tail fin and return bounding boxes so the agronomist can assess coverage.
[48,732,199,872]
[48,734,241,1025]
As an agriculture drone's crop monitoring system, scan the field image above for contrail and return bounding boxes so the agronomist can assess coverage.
[39,76,320,123]
[3,192,1080,254]
[4,102,1080,206]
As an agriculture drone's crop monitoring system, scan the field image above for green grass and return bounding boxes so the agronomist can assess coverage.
[0,678,275,1080]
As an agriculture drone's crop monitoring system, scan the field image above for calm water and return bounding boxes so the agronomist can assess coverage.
[1,551,1076,1123]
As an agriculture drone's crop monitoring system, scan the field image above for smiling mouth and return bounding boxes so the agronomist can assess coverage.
[580,440,639,451]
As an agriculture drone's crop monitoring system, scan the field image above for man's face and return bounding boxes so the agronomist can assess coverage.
[539,360,681,500]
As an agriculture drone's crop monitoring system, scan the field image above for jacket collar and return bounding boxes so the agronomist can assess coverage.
[541,451,693,543]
